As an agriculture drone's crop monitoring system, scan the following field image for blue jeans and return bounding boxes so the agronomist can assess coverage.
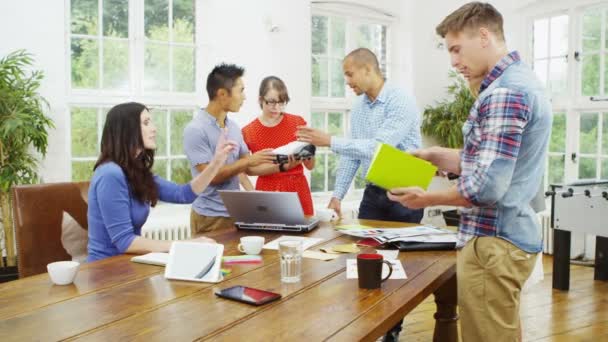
[358,184,424,223]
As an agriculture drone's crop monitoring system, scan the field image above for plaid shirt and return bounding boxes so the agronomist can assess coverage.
[456,51,534,248]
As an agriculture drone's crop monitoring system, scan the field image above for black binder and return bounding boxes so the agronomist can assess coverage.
[386,241,456,251]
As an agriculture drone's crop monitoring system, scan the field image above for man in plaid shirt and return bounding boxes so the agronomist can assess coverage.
[388,2,552,341]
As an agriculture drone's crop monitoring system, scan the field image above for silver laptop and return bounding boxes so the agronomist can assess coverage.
[218,190,319,232]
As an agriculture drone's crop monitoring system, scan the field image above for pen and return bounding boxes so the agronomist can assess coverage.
[195,254,216,279]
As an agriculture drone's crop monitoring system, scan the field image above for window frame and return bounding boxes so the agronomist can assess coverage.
[65,0,201,181]
[310,5,394,199]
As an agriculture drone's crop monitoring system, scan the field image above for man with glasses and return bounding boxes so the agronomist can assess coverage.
[183,64,275,234]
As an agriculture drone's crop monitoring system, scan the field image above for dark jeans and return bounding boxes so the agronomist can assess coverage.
[358,184,424,223]
[358,184,423,341]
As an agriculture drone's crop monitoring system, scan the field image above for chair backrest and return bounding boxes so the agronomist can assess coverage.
[11,182,89,278]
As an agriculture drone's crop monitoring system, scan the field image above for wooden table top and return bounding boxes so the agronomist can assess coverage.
[0,219,456,341]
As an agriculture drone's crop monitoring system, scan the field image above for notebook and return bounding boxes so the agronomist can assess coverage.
[365,143,437,190]
[164,242,224,283]
[131,252,169,266]
[218,190,319,233]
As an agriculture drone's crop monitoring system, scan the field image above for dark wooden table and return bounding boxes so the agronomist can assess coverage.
[0,219,457,341]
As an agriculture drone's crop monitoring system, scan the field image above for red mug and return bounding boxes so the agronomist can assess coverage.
[356,253,393,289]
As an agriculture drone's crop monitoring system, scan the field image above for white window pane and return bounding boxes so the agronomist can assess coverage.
[330,17,345,57]
[145,0,169,41]
[145,43,170,91]
[72,161,96,182]
[582,10,601,52]
[548,57,567,97]
[579,157,597,179]
[173,0,194,43]
[328,112,344,137]
[102,39,129,90]
[602,158,608,179]
[152,109,168,156]
[330,58,345,97]
[548,155,565,184]
[580,113,598,154]
[533,59,548,86]
[71,0,98,35]
[312,56,328,97]
[171,110,192,155]
[170,158,191,183]
[153,159,168,178]
[603,113,608,155]
[311,112,325,130]
[311,153,326,192]
[312,16,328,55]
[103,0,128,38]
[549,15,568,56]
[356,24,373,49]
[581,54,600,96]
[533,18,549,59]
[550,112,566,153]
[173,46,195,92]
[355,168,366,189]
[71,107,98,157]
[71,38,99,89]
[327,153,339,191]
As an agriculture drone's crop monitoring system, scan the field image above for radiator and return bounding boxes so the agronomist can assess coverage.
[540,211,553,254]
[141,225,191,241]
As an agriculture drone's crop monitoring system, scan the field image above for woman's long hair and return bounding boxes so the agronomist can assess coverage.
[95,102,158,206]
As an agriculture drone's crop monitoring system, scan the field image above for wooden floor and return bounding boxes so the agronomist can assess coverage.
[399,255,608,341]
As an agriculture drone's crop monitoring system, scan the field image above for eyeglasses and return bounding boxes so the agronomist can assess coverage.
[263,99,286,107]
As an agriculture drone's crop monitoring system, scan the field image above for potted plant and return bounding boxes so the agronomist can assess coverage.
[0,50,54,281]
[421,70,476,226]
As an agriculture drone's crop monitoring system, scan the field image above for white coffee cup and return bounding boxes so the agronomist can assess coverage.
[47,261,80,285]
[316,208,338,222]
[238,236,265,255]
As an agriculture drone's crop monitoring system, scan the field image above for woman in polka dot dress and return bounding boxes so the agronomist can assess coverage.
[242,76,315,215]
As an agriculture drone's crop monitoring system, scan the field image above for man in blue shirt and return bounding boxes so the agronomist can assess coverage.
[297,48,423,225]
[183,64,275,234]
[388,3,552,341]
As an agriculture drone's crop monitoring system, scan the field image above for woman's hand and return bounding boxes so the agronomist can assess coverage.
[282,154,302,171]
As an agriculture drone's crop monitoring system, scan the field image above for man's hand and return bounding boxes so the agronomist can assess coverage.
[296,126,331,147]
[190,236,216,244]
[328,197,342,217]
[247,149,276,167]
[212,130,237,165]
[387,187,431,209]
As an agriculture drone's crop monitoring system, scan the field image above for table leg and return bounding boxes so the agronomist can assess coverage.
[552,229,571,291]
[595,236,608,281]
[433,273,458,342]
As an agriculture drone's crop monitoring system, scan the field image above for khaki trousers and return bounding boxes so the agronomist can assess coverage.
[190,209,235,236]
[457,236,537,342]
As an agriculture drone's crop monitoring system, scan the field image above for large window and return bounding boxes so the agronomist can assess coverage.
[530,2,608,185]
[68,0,197,181]
[310,10,390,195]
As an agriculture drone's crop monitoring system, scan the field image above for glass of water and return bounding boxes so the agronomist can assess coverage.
[279,240,303,283]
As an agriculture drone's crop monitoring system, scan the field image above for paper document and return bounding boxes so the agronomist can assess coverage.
[346,259,407,279]
[338,225,456,244]
[365,143,437,190]
[263,236,324,250]
[303,250,340,261]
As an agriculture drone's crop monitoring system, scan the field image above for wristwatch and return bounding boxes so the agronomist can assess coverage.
[278,163,287,172]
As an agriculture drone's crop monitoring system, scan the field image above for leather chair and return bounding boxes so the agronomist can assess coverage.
[11,182,89,278]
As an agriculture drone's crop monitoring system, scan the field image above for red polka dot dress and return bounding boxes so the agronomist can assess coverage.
[242,113,314,216]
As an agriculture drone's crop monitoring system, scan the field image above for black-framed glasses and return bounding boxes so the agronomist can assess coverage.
[263,98,287,107]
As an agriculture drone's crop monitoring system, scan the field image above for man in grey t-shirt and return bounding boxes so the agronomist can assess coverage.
[183,64,275,234]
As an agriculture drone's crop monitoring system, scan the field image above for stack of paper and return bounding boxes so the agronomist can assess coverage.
[338,226,457,244]
[365,143,437,190]
[263,236,324,250]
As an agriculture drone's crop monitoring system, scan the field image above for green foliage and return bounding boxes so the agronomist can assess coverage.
[421,71,475,148]
[0,50,54,193]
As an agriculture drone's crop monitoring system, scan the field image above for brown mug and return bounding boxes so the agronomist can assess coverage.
[357,253,393,289]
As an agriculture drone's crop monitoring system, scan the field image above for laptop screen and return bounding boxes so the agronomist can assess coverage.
[218,190,309,225]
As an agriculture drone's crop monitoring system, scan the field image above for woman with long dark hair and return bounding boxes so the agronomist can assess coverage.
[87,102,235,262]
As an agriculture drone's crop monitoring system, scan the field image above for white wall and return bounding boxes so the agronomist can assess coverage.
[0,0,413,183]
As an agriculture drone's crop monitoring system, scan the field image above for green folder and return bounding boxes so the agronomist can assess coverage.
[365,143,437,190]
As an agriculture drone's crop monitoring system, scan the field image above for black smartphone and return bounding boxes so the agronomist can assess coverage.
[215,285,281,306]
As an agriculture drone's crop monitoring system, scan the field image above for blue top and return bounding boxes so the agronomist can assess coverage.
[457,51,552,253]
[87,162,198,262]
[183,109,249,217]
[330,83,421,199]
